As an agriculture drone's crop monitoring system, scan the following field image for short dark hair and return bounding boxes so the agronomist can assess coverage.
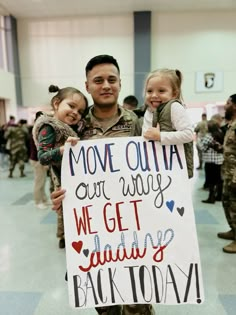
[85,54,120,75]
[229,94,236,104]
[123,95,138,107]
[19,119,27,124]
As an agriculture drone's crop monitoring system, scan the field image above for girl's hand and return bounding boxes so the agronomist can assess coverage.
[60,137,80,154]
[66,136,80,146]
[144,123,161,141]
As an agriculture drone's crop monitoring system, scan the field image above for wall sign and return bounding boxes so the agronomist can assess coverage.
[195,71,223,92]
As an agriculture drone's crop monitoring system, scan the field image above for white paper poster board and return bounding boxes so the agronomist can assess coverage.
[61,136,204,309]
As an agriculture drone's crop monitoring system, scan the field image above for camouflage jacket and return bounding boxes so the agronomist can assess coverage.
[4,124,28,155]
[81,105,141,140]
[222,120,236,184]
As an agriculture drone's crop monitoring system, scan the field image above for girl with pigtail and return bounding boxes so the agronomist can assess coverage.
[33,84,88,248]
[142,68,194,178]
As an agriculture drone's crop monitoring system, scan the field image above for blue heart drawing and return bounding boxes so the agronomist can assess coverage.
[166,200,174,212]
[177,207,184,216]
[83,249,89,257]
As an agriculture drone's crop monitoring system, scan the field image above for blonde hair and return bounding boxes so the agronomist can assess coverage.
[143,68,183,102]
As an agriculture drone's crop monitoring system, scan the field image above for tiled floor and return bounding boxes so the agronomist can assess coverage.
[0,162,235,315]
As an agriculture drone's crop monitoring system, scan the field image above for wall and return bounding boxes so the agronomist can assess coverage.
[152,11,236,105]
[0,68,17,118]
[16,10,236,119]
[17,15,134,107]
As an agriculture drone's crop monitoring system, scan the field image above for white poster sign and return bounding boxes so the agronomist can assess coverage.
[61,137,204,309]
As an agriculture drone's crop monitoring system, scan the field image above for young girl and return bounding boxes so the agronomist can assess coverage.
[142,68,194,178]
[33,85,88,248]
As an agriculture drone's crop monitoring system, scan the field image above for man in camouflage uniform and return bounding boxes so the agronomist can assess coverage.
[217,94,236,253]
[4,119,29,178]
[194,113,208,170]
[51,55,154,315]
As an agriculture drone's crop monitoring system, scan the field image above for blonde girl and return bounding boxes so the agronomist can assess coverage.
[142,68,194,177]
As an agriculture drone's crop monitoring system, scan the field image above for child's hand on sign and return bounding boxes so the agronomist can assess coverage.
[143,123,161,141]
[66,136,80,146]
[60,136,80,154]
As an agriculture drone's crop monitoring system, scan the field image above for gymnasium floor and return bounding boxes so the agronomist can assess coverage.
[0,161,235,315]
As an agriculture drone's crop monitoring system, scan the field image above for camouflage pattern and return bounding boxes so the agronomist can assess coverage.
[95,304,155,315]
[49,166,65,239]
[123,305,155,315]
[195,120,208,169]
[56,207,64,238]
[95,305,122,315]
[81,105,141,140]
[222,121,236,239]
[221,121,236,184]
[4,124,28,175]
[82,106,154,315]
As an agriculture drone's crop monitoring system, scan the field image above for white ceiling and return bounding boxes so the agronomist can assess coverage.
[0,0,236,19]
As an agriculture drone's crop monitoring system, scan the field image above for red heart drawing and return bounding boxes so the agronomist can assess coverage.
[72,240,83,254]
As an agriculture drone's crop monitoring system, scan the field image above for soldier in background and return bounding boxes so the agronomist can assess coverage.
[122,95,139,110]
[194,113,208,170]
[4,119,29,178]
[217,94,236,253]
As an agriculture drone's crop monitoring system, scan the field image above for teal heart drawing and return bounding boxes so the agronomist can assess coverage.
[166,200,174,212]
[177,207,184,216]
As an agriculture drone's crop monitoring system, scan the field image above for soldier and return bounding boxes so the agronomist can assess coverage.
[122,95,139,111]
[4,119,29,178]
[194,113,208,170]
[217,94,236,253]
[51,55,154,315]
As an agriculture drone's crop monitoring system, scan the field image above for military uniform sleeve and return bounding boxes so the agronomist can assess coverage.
[231,127,236,186]
[133,118,142,136]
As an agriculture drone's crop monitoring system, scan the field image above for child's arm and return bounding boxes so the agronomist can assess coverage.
[37,125,62,165]
[37,125,80,164]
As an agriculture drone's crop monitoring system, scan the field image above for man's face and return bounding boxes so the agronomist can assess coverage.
[85,63,121,108]
[225,97,236,121]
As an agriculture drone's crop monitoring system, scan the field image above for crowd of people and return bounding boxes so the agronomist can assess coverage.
[194,94,236,253]
[1,54,235,314]
[0,114,53,209]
